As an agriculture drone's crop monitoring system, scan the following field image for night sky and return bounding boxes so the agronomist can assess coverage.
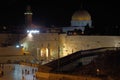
[0,0,119,28]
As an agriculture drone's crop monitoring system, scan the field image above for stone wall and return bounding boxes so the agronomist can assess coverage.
[0,46,23,55]
[0,55,34,63]
[21,33,120,60]
[21,33,59,60]
[60,34,120,57]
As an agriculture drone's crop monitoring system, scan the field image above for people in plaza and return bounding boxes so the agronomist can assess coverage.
[35,68,38,72]
[27,70,29,74]
[25,69,27,74]
[22,76,25,80]
[0,64,38,80]
[22,69,24,74]
[32,68,34,74]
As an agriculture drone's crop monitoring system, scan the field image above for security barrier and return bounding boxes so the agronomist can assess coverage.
[35,72,102,80]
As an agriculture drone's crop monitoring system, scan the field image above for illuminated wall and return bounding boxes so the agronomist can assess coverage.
[21,33,120,61]
[21,33,59,61]
[60,34,120,56]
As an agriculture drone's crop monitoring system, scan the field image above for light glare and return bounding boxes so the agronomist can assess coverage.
[16,45,20,48]
[28,33,33,38]
[27,30,39,34]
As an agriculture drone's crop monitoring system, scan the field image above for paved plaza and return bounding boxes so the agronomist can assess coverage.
[0,64,38,80]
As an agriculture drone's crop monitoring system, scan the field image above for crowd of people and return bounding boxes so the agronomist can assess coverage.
[0,64,38,80]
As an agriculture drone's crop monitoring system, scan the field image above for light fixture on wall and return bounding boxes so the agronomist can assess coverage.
[27,30,40,34]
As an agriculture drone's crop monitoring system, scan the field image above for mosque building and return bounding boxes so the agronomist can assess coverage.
[63,10,92,33]
[20,6,120,62]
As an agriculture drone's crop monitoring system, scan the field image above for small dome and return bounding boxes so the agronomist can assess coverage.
[72,10,91,21]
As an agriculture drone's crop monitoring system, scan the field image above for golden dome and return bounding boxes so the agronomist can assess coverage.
[72,10,91,21]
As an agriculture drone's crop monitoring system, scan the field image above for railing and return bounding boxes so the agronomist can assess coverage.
[35,72,101,80]
[20,62,39,67]
[0,55,38,64]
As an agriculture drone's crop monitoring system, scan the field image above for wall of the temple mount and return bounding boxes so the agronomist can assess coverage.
[60,34,120,56]
[21,33,59,61]
[21,33,120,60]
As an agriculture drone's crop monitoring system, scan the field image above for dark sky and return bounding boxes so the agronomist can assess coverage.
[0,0,119,28]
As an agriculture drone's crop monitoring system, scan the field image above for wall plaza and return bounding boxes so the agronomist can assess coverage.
[0,5,120,63]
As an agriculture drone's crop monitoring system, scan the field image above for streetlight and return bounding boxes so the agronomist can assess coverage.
[96,68,100,75]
